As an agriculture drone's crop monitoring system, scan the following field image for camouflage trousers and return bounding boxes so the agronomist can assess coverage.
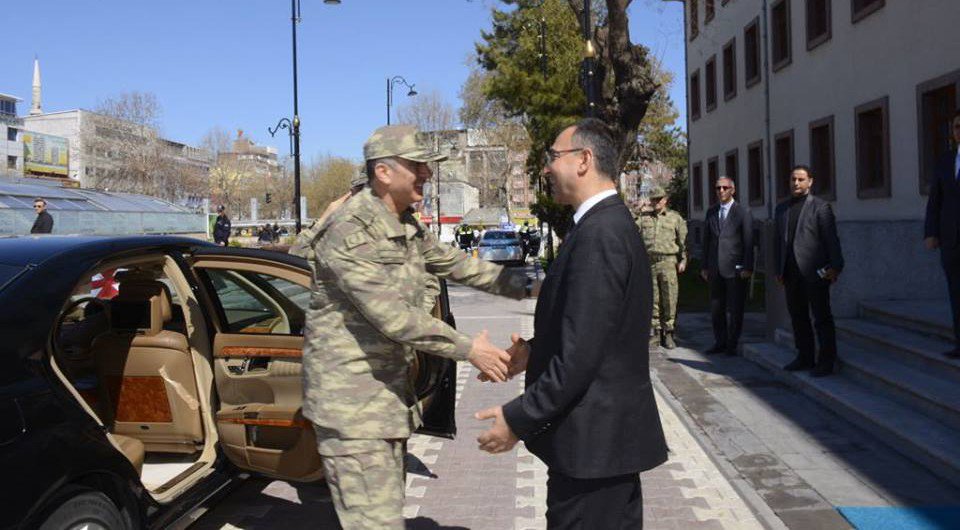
[315,430,406,530]
[650,254,680,332]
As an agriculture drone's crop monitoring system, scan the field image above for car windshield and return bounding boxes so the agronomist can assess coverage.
[0,263,26,293]
[480,232,520,246]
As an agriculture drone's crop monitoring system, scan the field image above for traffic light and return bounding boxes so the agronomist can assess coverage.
[265,193,272,204]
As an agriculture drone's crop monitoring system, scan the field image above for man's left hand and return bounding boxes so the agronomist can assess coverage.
[677,260,687,274]
[475,406,519,454]
[739,270,753,279]
[823,268,840,282]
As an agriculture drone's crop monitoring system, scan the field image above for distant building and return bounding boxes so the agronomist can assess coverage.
[0,93,24,175]
[678,0,959,321]
[217,130,282,180]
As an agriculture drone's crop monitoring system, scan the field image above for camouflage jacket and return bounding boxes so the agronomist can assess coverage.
[637,208,688,259]
[303,188,526,440]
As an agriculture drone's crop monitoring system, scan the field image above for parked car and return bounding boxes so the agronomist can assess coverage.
[476,230,524,266]
[0,235,457,530]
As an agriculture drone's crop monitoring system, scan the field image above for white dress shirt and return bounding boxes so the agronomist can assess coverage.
[954,147,959,180]
[719,199,735,223]
[573,189,618,225]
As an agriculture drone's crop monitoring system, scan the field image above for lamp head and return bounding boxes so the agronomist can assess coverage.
[323,0,341,4]
[407,87,418,97]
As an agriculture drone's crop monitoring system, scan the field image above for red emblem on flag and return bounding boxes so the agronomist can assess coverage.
[91,269,119,299]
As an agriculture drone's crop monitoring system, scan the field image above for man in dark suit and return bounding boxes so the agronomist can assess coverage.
[701,176,754,356]
[774,165,844,377]
[475,118,667,528]
[924,110,960,358]
[30,198,54,234]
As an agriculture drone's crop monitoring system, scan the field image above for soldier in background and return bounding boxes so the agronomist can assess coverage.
[304,124,534,529]
[637,185,687,349]
[212,205,231,246]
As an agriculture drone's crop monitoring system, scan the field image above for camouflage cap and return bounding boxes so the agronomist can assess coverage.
[647,184,667,199]
[363,124,447,163]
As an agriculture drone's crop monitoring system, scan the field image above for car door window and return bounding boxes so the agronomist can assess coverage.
[204,269,308,335]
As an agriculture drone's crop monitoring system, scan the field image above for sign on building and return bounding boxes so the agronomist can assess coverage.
[22,131,69,177]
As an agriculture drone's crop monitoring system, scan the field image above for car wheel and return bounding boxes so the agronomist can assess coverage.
[38,488,126,530]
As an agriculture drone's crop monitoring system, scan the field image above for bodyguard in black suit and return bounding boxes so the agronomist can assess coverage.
[475,119,667,529]
[924,110,960,358]
[774,165,844,377]
[701,176,754,356]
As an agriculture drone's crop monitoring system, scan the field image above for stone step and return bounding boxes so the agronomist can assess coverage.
[742,341,960,488]
[859,299,955,343]
[775,324,960,430]
[835,318,960,380]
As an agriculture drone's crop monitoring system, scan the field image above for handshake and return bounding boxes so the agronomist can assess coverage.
[467,331,530,383]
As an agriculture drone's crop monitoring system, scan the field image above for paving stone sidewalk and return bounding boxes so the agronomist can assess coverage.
[192,284,765,529]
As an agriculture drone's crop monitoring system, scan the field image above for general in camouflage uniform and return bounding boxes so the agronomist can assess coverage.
[637,185,687,349]
[302,125,529,529]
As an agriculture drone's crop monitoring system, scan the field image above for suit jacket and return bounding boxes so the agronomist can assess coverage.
[774,194,844,281]
[701,201,754,279]
[925,151,960,249]
[30,211,53,234]
[502,194,668,479]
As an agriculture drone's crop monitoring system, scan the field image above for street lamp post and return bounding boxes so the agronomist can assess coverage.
[268,0,341,235]
[434,135,459,239]
[386,76,418,125]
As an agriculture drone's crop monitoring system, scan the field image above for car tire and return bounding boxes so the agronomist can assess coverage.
[38,488,126,530]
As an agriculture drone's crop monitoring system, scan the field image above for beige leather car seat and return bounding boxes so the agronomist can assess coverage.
[112,434,145,474]
[92,279,203,454]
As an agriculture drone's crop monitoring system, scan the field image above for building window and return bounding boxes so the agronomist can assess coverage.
[6,127,17,142]
[806,0,832,50]
[917,70,960,195]
[705,0,715,23]
[723,38,738,101]
[692,162,704,211]
[691,69,702,121]
[852,0,884,23]
[744,18,762,88]
[771,0,792,71]
[7,156,16,169]
[725,149,740,193]
[775,130,795,201]
[855,96,891,198]
[708,157,720,206]
[0,100,16,117]
[690,0,700,40]
[706,56,718,111]
[809,116,836,200]
[747,140,765,206]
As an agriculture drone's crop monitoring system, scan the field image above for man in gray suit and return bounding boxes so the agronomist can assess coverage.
[700,177,754,356]
[774,165,844,377]
[924,110,960,358]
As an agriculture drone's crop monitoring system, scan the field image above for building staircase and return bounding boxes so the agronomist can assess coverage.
[742,299,960,486]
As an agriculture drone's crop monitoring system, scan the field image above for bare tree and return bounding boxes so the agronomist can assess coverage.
[88,92,209,203]
[302,155,356,218]
[396,90,457,132]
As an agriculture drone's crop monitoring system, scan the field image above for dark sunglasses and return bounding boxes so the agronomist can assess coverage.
[715,186,732,190]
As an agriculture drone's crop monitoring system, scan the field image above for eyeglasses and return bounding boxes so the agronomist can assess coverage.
[544,148,583,163]
[715,186,732,190]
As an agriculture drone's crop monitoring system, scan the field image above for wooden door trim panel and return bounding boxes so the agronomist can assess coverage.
[216,346,302,359]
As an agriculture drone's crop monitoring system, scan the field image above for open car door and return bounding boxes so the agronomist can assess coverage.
[189,247,458,481]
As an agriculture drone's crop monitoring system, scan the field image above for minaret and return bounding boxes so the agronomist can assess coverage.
[30,57,42,116]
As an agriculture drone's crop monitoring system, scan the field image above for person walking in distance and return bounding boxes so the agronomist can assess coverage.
[213,205,231,246]
[774,166,844,377]
[30,198,54,234]
[701,177,754,356]
[925,110,960,358]
[637,185,687,349]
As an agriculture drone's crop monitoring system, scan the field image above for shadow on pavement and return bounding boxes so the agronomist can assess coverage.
[406,517,470,529]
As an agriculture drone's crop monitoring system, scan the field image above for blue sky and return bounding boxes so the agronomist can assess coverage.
[1,0,685,162]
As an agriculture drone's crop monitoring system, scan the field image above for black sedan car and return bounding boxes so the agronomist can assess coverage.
[0,236,457,530]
